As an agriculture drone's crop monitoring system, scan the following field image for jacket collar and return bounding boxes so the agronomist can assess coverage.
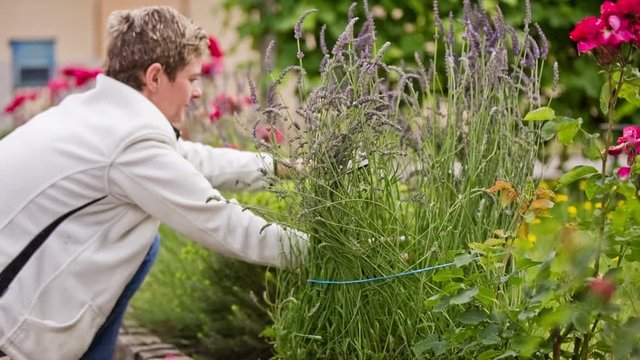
[94,74,177,142]
[172,125,181,140]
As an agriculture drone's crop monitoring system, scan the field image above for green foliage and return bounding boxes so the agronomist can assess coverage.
[255,1,550,358]
[130,190,287,360]
[467,14,640,358]
[223,0,612,127]
[524,106,556,121]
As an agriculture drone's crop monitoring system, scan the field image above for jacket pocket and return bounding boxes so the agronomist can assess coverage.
[8,303,104,360]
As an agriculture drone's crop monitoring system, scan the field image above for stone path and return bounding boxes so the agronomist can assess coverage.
[115,321,192,360]
[0,321,191,360]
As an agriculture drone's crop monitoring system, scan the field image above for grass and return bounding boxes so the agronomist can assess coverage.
[263,1,547,358]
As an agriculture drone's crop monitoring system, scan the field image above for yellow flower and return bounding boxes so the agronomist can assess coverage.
[595,202,602,209]
[532,218,542,225]
[539,181,549,190]
[568,206,578,217]
[556,194,569,203]
[584,201,593,211]
[528,234,538,244]
[579,180,587,191]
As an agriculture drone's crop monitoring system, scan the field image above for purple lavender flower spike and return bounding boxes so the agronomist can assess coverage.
[265,40,276,73]
[534,23,548,59]
[446,12,455,48]
[320,24,329,55]
[507,25,520,55]
[527,34,540,60]
[294,9,318,40]
[347,2,358,21]
[433,0,443,39]
[332,17,359,58]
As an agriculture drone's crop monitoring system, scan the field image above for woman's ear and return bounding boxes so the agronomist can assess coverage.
[142,63,163,92]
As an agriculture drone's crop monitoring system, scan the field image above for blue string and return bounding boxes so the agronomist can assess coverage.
[307,253,507,285]
[307,258,476,285]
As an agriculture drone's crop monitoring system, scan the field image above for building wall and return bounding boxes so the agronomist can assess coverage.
[0,0,95,126]
[0,0,258,128]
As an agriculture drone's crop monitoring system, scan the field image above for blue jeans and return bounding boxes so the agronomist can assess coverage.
[81,235,160,359]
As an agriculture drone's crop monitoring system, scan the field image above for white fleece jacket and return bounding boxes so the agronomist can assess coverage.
[0,75,306,360]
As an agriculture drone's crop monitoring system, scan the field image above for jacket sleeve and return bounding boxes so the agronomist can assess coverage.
[176,139,274,191]
[107,138,306,268]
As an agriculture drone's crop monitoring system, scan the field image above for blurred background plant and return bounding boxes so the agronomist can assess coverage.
[2,65,102,126]
[224,0,620,130]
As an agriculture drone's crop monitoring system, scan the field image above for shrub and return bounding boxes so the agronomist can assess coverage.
[256,0,548,358]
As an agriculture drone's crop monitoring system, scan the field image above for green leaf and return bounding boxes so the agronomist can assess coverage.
[571,309,591,333]
[557,166,599,188]
[604,267,621,280]
[412,334,448,356]
[423,294,440,309]
[618,82,640,107]
[454,253,475,267]
[441,281,463,294]
[600,81,611,116]
[518,310,537,321]
[583,132,602,160]
[623,75,640,87]
[432,267,464,282]
[516,257,541,271]
[611,206,629,233]
[477,350,503,360]
[506,275,524,286]
[617,181,637,200]
[555,117,582,146]
[477,286,496,308]
[540,305,572,328]
[433,297,450,312]
[585,177,600,200]
[479,324,501,345]
[524,107,556,121]
[512,335,545,357]
[457,309,489,324]
[494,350,518,359]
[541,120,557,141]
[259,325,275,338]
[450,288,479,305]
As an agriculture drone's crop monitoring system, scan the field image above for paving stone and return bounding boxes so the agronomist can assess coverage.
[118,334,162,346]
[116,326,192,360]
[135,347,183,360]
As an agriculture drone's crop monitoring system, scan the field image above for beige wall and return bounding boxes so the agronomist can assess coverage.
[1,0,95,126]
[188,1,259,68]
[0,0,258,127]
[0,0,95,64]
[0,0,257,66]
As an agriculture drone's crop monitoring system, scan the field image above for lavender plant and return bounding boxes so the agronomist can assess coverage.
[257,1,550,358]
